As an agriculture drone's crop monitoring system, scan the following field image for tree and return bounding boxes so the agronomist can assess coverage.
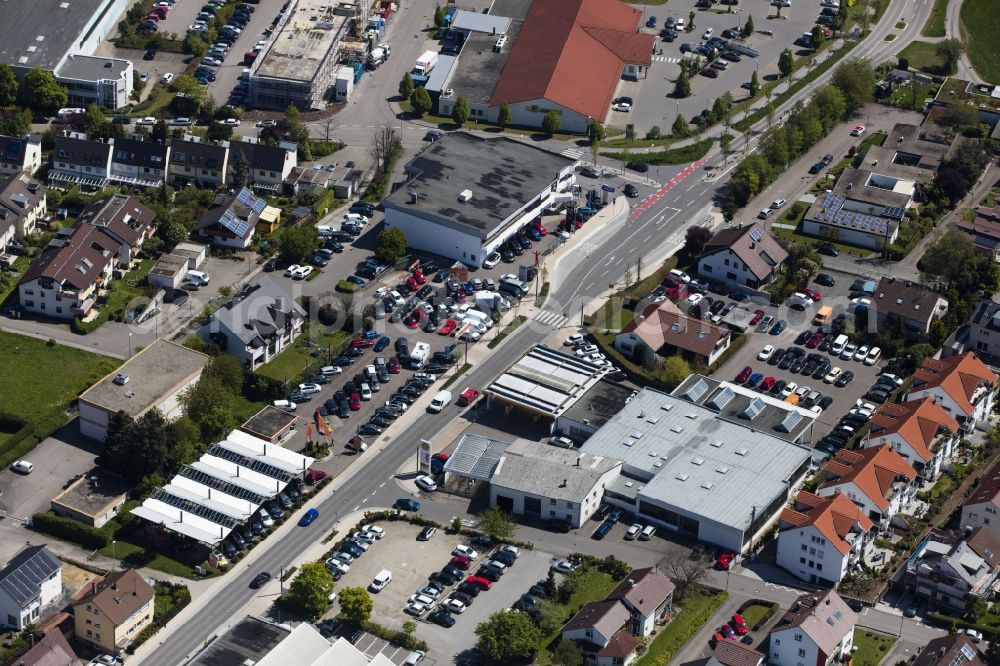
[370,125,401,175]
[749,70,760,97]
[451,96,469,126]
[180,376,237,443]
[985,636,1000,666]
[684,225,712,256]
[183,33,208,58]
[99,409,173,483]
[277,224,319,265]
[671,113,690,137]
[658,552,706,601]
[434,4,447,28]
[374,227,407,264]
[673,68,691,98]
[778,49,794,77]
[287,562,334,618]
[534,599,565,634]
[937,38,964,75]
[338,587,373,623]
[587,119,605,144]
[475,610,542,663]
[541,110,560,136]
[742,15,754,37]
[552,640,584,666]
[410,87,432,116]
[658,356,691,387]
[478,507,516,541]
[398,72,414,100]
[497,102,512,128]
[22,67,67,111]
[0,106,30,137]
[542,570,558,599]
[811,25,824,47]
[206,122,234,143]
[831,58,875,114]
[0,65,18,107]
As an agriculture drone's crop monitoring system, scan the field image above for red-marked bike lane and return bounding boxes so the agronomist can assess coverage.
[629,157,708,220]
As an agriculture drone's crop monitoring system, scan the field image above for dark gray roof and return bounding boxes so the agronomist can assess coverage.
[560,381,635,430]
[383,132,575,241]
[0,545,60,606]
[227,140,292,172]
[56,55,130,82]
[0,133,39,165]
[169,138,226,170]
[53,134,111,169]
[209,276,305,347]
[187,616,290,666]
[112,136,169,170]
[0,173,45,226]
[0,0,109,71]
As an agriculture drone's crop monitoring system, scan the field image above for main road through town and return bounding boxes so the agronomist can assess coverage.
[139,0,936,662]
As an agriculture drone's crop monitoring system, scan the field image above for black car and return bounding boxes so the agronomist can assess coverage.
[452,590,475,606]
[817,395,834,410]
[423,363,449,374]
[342,542,364,558]
[834,370,854,387]
[817,243,839,257]
[808,162,825,175]
[144,47,157,60]
[815,273,836,287]
[288,392,310,404]
[477,567,501,582]
[457,581,481,597]
[428,609,455,627]
[626,161,649,173]
[795,330,812,345]
[338,401,350,418]
[768,348,786,366]
[544,518,571,533]
[344,347,364,357]
[818,336,834,352]
[332,355,354,366]
[443,564,464,580]
[493,550,516,566]
[623,184,639,198]
[429,571,456,586]
[370,416,392,428]
[111,115,132,125]
[358,424,383,436]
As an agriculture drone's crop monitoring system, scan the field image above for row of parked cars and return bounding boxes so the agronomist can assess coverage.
[219,482,302,558]
[324,524,387,580]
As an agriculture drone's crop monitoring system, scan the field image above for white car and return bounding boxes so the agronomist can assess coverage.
[878,373,904,386]
[823,367,842,383]
[483,252,501,268]
[415,475,438,492]
[669,269,691,284]
[675,17,685,28]
[686,293,704,306]
[361,524,385,539]
[256,119,277,127]
[332,551,354,564]
[325,557,350,574]
[551,560,576,574]
[854,345,869,362]
[258,509,274,527]
[284,264,302,277]
[404,601,429,616]
[500,545,520,558]
[294,265,314,280]
[771,198,787,209]
[298,383,321,395]
[218,118,240,126]
[794,385,811,398]
[272,399,297,411]
[702,28,714,39]
[202,57,223,66]
[453,545,478,560]
[390,290,405,307]
[757,345,775,361]
[351,530,376,544]
[443,598,467,614]
[408,593,434,606]
[963,628,983,643]
[190,23,208,31]
[140,71,150,82]
[418,585,442,599]
[850,297,871,311]
[161,72,174,84]
[136,116,157,125]
[10,460,33,474]
[625,524,642,540]
[564,333,584,347]
[612,101,632,112]
[780,382,798,398]
[319,366,343,376]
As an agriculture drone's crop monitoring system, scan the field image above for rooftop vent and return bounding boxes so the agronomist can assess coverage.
[896,298,903,305]
[670,425,684,433]
[711,440,723,448]
[660,403,673,411]
[716,465,729,474]
[675,472,689,481]
[458,189,473,202]
[691,456,704,465]
[735,447,749,456]
[701,481,713,490]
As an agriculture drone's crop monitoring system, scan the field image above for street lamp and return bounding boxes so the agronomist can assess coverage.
[112,540,117,571]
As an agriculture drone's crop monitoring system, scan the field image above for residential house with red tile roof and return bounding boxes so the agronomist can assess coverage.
[73,568,155,654]
[777,491,874,585]
[906,352,998,433]
[3,627,76,666]
[905,527,1000,613]
[484,0,655,134]
[816,445,917,531]
[866,397,959,482]
[912,634,986,666]
[697,223,788,291]
[604,567,674,637]
[961,460,1000,541]
[708,638,765,666]
[561,599,639,666]
[615,299,732,366]
[767,590,857,666]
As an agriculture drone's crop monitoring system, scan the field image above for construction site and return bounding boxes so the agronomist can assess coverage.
[249,0,387,110]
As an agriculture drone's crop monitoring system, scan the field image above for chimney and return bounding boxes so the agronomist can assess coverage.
[560,478,567,487]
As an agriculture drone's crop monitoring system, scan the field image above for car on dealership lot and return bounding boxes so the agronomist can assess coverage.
[757,345,774,361]
[736,366,752,383]
[851,125,866,136]
[415,475,437,492]
[395,498,421,511]
[453,544,478,559]
[815,273,836,287]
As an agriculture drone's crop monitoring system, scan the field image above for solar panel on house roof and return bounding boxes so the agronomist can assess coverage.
[882,206,904,218]
[219,210,252,238]
[749,227,762,242]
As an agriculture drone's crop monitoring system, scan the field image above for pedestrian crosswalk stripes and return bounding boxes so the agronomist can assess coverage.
[652,56,680,63]
[535,311,568,327]
[561,148,584,159]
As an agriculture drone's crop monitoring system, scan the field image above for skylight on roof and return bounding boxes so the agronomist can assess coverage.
[691,456,704,465]
[670,425,684,433]
[716,465,729,474]
[686,412,698,419]
[711,440,723,448]
[701,481,713,490]
[646,415,660,424]
[735,447,748,456]
[630,431,643,439]
[675,473,688,481]
[660,403,673,411]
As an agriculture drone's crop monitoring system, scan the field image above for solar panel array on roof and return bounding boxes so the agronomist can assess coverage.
[882,205,905,219]
[179,465,268,505]
[219,210,251,238]
[207,445,292,483]
[237,187,267,214]
[749,227,762,242]
[817,191,892,234]
[150,488,238,528]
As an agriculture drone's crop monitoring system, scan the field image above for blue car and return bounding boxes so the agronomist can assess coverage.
[435,269,449,282]
[362,329,380,340]
[298,508,319,526]
[347,275,366,286]
[528,228,542,241]
[374,335,390,352]
[463,282,475,296]
[394,498,421,511]
[770,319,787,335]
[747,372,764,387]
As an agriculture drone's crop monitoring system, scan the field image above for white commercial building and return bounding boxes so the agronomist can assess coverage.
[382,133,577,267]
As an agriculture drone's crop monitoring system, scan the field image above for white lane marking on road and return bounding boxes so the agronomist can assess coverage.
[600,269,610,277]
[643,234,652,243]
[686,181,699,191]
[378,482,385,488]
[604,255,616,266]
[615,257,624,265]
[353,505,360,511]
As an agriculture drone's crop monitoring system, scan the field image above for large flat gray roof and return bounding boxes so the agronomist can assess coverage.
[188,616,290,666]
[383,132,574,240]
[78,340,210,418]
[561,381,636,431]
[443,432,512,481]
[578,388,812,530]
[446,31,511,103]
[57,54,130,82]
[255,0,350,82]
[490,439,621,502]
[0,0,111,71]
[484,345,607,417]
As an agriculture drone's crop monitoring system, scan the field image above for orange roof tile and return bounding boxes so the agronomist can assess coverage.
[491,0,655,123]
[868,398,959,462]
[910,352,997,415]
[819,445,916,512]
[780,491,873,555]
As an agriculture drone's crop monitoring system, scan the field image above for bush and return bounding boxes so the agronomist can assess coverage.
[337,279,361,293]
[31,511,114,549]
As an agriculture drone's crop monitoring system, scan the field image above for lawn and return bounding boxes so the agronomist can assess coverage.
[961,0,1000,84]
[897,40,949,75]
[771,226,872,258]
[0,331,119,427]
[637,587,729,666]
[98,536,214,579]
[104,258,156,320]
[921,0,948,37]
[535,568,619,666]
[256,329,349,384]
[740,602,778,629]
[397,99,576,141]
[889,81,939,110]
[852,629,897,666]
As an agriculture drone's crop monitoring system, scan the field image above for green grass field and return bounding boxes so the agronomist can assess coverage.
[922,0,948,36]
[853,629,897,666]
[0,331,119,426]
[637,587,729,665]
[256,330,349,384]
[961,0,1000,84]
[535,569,619,666]
[897,40,949,74]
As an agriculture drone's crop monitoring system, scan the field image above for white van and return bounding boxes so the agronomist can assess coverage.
[464,308,494,330]
[831,334,849,356]
[186,270,210,285]
[343,213,367,225]
[370,569,392,592]
[428,390,451,413]
[317,225,335,236]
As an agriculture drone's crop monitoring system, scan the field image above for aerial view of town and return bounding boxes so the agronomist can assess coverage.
[0,0,999,663]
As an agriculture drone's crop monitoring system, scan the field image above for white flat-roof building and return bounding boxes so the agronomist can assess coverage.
[579,388,813,552]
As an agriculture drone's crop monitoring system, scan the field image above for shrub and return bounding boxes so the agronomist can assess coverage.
[31,511,114,549]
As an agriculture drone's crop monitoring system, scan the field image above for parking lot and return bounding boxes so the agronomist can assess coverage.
[622,0,824,133]
[322,521,553,660]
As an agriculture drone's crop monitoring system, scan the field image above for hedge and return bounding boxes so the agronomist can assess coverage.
[360,619,429,652]
[604,139,714,165]
[0,409,72,471]
[31,511,115,549]
[336,279,362,293]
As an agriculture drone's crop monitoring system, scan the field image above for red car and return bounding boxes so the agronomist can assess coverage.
[736,366,752,383]
[760,376,776,391]
[806,332,825,349]
[720,624,735,639]
[387,357,401,373]
[450,555,471,570]
[305,470,327,485]
[750,309,765,325]
[403,314,420,329]
[800,287,822,301]
[405,277,419,292]
[438,320,458,335]
[454,290,467,302]
[457,388,480,406]
[349,392,361,410]
[731,614,748,635]
[466,575,492,590]
[413,269,426,285]
[717,553,736,570]
[351,337,374,349]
